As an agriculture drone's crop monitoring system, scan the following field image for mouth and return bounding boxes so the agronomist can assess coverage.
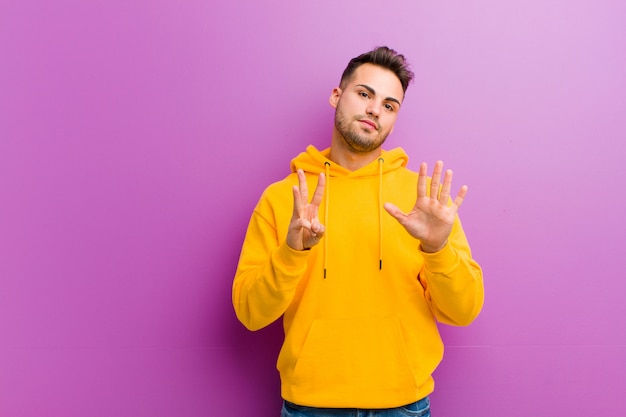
[358,118,378,130]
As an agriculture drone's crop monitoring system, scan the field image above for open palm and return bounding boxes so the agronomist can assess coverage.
[384,161,468,253]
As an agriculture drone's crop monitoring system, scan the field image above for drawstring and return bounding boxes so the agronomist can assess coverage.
[321,157,384,277]
[378,157,384,270]
[324,161,331,279]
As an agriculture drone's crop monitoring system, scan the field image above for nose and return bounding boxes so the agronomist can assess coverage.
[366,100,381,118]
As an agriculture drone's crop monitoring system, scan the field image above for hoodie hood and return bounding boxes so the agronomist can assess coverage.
[290,145,409,177]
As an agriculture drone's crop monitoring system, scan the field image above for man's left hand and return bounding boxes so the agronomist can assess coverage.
[384,160,468,253]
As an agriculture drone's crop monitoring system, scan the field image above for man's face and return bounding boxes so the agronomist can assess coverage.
[330,63,404,153]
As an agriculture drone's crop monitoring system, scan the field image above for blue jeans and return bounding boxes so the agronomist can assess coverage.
[281,397,430,417]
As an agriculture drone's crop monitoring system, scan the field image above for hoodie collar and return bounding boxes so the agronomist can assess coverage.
[290,145,409,177]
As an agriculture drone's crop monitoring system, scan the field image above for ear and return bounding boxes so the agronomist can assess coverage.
[329,87,342,109]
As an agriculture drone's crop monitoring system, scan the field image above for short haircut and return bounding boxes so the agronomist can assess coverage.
[340,46,414,94]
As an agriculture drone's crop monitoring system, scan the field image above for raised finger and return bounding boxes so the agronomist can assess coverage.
[417,162,428,198]
[452,185,468,210]
[297,169,308,204]
[292,185,303,218]
[439,169,453,205]
[430,160,443,199]
[310,172,326,207]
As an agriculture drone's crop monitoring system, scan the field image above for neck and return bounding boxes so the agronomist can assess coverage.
[329,135,382,172]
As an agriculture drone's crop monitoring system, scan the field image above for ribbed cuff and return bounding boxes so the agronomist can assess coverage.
[275,241,311,271]
[420,241,458,274]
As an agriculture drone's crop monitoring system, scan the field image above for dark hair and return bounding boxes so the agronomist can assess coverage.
[340,46,414,93]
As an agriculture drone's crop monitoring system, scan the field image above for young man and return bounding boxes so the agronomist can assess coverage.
[233,47,484,417]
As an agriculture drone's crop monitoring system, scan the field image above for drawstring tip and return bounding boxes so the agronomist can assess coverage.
[379,259,383,270]
[323,269,327,279]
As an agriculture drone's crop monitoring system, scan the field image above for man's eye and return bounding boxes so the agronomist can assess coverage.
[359,92,369,98]
[385,104,394,111]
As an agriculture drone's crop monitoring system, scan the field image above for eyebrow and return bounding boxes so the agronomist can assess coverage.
[356,84,402,106]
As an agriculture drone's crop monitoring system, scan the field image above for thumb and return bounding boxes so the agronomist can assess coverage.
[383,202,405,221]
[311,219,325,236]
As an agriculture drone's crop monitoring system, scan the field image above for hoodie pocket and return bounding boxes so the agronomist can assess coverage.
[290,317,417,399]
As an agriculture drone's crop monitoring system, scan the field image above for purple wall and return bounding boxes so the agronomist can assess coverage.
[1,1,625,416]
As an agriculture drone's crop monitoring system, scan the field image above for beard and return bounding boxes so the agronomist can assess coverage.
[334,107,389,153]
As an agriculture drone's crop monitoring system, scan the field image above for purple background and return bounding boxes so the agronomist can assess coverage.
[1,1,625,416]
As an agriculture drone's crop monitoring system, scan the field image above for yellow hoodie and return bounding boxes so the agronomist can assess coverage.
[233,145,484,408]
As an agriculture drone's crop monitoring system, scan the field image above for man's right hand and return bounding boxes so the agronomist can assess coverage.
[286,169,326,251]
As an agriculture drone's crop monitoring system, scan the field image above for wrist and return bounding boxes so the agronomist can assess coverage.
[420,240,448,253]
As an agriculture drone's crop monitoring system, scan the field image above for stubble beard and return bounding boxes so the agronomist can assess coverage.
[334,108,388,154]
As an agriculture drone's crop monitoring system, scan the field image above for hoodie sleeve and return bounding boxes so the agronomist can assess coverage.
[418,216,484,326]
[232,190,310,331]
